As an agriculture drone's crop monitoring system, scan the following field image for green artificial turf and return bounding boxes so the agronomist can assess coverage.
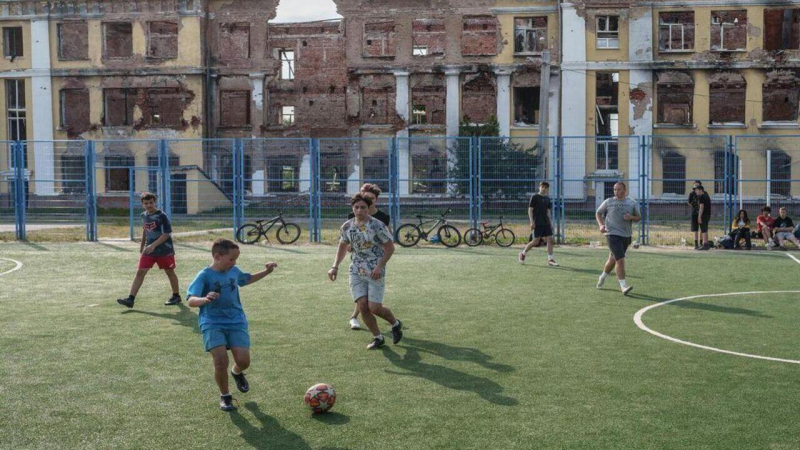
[1,242,799,449]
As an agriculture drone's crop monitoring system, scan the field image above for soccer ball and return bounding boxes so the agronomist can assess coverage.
[304,383,336,414]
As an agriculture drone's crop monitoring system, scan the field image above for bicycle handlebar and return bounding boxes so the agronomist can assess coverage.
[441,209,452,217]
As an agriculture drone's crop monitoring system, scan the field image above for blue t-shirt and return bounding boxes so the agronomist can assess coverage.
[142,210,174,256]
[187,266,252,331]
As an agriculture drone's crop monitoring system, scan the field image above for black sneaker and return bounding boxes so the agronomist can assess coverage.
[698,244,711,251]
[165,294,182,306]
[219,394,236,412]
[116,296,135,308]
[367,336,385,350]
[231,370,249,393]
[391,320,403,344]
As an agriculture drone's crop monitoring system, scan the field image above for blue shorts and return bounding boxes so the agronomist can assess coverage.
[202,328,250,352]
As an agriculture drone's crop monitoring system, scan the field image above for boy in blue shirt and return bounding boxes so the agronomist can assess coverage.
[187,238,278,411]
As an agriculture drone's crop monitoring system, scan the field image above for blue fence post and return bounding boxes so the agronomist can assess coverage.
[473,136,481,228]
[389,137,400,234]
[639,136,648,245]
[12,141,26,241]
[84,140,97,241]
[728,135,736,234]
[232,138,245,236]
[310,138,321,243]
[557,136,566,244]
[128,166,135,241]
[158,140,172,219]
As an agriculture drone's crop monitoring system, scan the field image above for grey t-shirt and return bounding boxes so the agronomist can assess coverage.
[597,197,641,238]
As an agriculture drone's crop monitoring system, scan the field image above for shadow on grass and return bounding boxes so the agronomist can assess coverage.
[230,402,311,450]
[400,337,515,373]
[20,241,49,251]
[311,411,350,426]
[121,303,200,333]
[382,345,517,406]
[174,242,211,252]
[256,244,305,254]
[628,293,772,318]
[547,265,641,279]
[93,241,134,252]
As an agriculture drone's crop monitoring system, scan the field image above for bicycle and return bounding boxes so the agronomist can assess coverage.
[236,210,302,245]
[395,209,462,248]
[463,217,516,247]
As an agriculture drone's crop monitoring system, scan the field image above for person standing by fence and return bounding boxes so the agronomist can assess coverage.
[687,181,702,249]
[595,182,641,296]
[694,185,712,251]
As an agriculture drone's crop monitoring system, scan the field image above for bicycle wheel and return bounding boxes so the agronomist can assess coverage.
[236,224,262,244]
[395,224,421,247]
[276,223,301,244]
[438,224,462,248]
[463,228,483,247]
[494,228,516,247]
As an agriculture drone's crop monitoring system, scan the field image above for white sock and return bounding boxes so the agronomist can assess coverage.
[547,253,554,260]
[375,334,383,340]
[599,272,608,281]
[231,367,241,375]
[392,320,400,327]
[619,279,628,288]
[221,392,231,397]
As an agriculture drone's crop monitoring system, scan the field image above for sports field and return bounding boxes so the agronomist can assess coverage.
[2,242,800,449]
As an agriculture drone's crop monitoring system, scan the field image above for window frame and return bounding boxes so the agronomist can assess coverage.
[710,11,747,52]
[411,104,427,125]
[412,45,428,57]
[595,16,620,49]
[57,21,89,61]
[658,12,695,52]
[281,105,295,126]
[279,49,295,80]
[102,22,134,59]
[514,17,548,55]
[59,88,91,131]
[146,21,179,60]
[103,88,136,127]
[219,90,251,128]
[3,27,23,59]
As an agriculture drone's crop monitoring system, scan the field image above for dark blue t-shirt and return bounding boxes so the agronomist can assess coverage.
[187,266,252,331]
[142,210,174,256]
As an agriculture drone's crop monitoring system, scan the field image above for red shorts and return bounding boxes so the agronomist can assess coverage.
[138,254,176,270]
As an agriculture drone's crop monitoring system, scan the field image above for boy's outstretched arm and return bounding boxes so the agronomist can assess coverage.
[188,291,219,307]
[244,263,278,286]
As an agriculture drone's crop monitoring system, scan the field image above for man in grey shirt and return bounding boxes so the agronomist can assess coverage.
[595,182,641,295]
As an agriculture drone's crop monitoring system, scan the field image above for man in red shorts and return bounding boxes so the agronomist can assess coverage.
[117,192,181,308]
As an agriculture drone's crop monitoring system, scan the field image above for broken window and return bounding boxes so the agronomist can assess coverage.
[412,18,446,57]
[6,80,26,163]
[59,89,91,133]
[266,155,299,192]
[596,73,619,171]
[709,73,746,124]
[363,156,389,186]
[462,72,497,124]
[661,151,686,195]
[514,17,547,54]
[57,21,88,60]
[147,21,178,59]
[320,151,346,192]
[219,90,250,128]
[279,49,295,80]
[762,71,800,122]
[104,89,136,126]
[104,155,134,191]
[411,153,446,194]
[103,22,133,59]
[514,87,540,126]
[60,154,86,194]
[412,105,426,125]
[658,12,694,51]
[764,9,800,51]
[363,20,396,58]
[281,106,295,126]
[714,151,738,195]
[462,15,498,56]
[596,16,619,49]
[144,89,189,128]
[656,71,693,125]
[219,23,250,60]
[771,150,792,197]
[3,27,23,59]
[711,11,747,51]
[361,75,395,125]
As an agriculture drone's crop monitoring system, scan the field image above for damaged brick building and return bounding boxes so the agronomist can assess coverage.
[0,0,797,209]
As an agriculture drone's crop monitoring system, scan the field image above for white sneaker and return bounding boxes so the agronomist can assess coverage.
[597,276,605,289]
[622,286,633,296]
[547,259,559,267]
[518,252,526,264]
[349,318,361,330]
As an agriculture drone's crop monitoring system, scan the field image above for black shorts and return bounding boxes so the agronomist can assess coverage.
[607,235,632,260]
[532,224,553,239]
[691,214,710,233]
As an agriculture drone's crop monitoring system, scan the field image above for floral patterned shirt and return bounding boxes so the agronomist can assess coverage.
[340,216,393,277]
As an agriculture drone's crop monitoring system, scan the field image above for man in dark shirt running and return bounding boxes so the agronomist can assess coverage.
[117,192,181,308]
[694,184,712,251]
[346,183,391,330]
[518,181,558,266]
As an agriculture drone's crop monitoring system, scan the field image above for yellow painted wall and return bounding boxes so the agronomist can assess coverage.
[585,11,629,62]
[50,17,202,70]
[0,20,31,71]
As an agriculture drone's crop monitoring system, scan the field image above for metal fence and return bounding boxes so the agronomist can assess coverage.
[4,135,799,246]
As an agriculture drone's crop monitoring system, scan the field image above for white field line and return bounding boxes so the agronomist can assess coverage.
[785,252,800,266]
[634,291,800,365]
[0,257,23,277]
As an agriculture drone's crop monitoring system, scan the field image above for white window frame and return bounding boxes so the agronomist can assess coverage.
[711,14,745,51]
[659,22,690,51]
[279,49,295,80]
[596,16,619,49]
[412,105,427,124]
[514,18,547,54]
[281,105,295,126]
[412,45,428,56]
[6,79,26,141]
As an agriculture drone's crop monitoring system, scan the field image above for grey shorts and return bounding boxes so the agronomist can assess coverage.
[349,273,385,304]
[776,232,795,241]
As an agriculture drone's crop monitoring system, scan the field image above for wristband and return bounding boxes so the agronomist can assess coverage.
[331,266,339,271]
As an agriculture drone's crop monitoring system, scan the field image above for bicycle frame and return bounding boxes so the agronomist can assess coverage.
[416,217,446,238]
[255,214,286,236]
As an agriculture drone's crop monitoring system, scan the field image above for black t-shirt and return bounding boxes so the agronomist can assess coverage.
[348,209,391,227]
[774,216,795,230]
[698,193,711,217]
[141,210,174,256]
[528,194,552,227]
[688,192,699,214]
